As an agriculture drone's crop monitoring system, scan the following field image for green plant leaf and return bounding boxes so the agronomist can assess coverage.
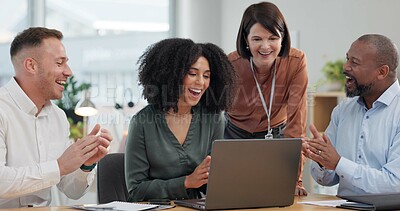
[68,117,83,140]
[54,75,91,110]
[322,59,346,90]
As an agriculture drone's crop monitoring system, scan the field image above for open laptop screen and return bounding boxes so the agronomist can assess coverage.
[176,138,301,210]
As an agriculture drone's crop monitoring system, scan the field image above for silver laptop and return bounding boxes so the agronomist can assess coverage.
[338,192,400,210]
[174,138,301,210]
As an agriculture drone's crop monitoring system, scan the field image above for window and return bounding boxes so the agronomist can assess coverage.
[0,0,172,107]
[45,0,172,106]
[46,0,170,37]
[0,0,28,85]
[0,0,28,43]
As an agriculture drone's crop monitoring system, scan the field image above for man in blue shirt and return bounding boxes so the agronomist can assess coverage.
[303,34,400,195]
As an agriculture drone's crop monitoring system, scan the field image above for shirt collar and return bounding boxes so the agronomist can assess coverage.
[375,79,400,106]
[5,77,52,116]
[357,79,400,108]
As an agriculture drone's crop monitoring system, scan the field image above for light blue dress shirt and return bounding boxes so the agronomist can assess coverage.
[311,80,400,195]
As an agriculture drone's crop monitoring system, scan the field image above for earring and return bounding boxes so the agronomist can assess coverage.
[246,46,249,50]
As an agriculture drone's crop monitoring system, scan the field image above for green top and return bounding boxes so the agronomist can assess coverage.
[125,105,225,201]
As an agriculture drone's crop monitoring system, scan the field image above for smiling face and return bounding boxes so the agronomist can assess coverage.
[178,56,211,110]
[246,23,282,72]
[344,40,381,98]
[34,37,72,101]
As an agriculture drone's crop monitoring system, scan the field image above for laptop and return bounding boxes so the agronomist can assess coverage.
[338,192,400,210]
[174,138,301,210]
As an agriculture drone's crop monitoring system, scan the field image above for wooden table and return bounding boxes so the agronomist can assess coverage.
[0,193,347,210]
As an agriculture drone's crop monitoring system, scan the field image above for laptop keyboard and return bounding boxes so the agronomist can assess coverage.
[196,199,206,205]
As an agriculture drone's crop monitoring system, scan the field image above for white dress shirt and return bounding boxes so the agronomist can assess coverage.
[0,78,95,208]
[311,80,400,195]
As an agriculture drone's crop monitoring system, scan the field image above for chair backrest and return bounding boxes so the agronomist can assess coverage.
[97,153,129,204]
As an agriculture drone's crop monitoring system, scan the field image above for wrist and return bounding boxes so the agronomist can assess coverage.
[184,176,189,189]
[57,159,66,176]
[80,163,96,172]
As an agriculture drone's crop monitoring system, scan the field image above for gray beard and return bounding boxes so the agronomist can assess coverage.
[345,81,374,98]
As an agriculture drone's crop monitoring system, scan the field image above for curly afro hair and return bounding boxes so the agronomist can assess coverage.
[138,38,236,113]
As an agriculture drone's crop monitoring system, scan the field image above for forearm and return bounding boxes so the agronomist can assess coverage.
[336,157,400,193]
[310,161,339,187]
[57,168,95,199]
[0,161,60,198]
[128,176,188,201]
[297,154,305,182]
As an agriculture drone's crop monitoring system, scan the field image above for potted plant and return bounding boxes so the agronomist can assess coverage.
[55,75,91,140]
[321,59,346,91]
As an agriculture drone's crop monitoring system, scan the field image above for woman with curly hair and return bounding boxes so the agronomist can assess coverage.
[125,38,235,201]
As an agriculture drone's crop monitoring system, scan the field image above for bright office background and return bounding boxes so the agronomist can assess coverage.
[0,0,171,105]
[1,0,400,204]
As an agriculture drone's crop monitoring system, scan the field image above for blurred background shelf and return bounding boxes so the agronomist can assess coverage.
[308,91,346,133]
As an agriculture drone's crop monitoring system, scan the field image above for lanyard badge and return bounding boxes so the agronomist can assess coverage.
[265,132,273,139]
[250,57,276,140]
[265,129,273,139]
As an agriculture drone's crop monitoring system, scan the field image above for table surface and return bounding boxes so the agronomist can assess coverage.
[0,193,348,210]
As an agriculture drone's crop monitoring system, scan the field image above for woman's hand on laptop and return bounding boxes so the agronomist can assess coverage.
[185,156,211,189]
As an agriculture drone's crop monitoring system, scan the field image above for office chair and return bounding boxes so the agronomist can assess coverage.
[97,153,129,204]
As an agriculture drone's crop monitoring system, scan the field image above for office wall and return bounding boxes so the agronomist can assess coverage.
[175,0,222,45]
[177,0,400,87]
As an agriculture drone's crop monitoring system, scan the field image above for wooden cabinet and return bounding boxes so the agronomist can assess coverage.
[308,92,346,133]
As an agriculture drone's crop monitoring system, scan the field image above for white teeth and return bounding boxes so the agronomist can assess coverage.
[345,76,351,79]
[259,51,272,55]
[189,88,201,93]
[57,81,66,85]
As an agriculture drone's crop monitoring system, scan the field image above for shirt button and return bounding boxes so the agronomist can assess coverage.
[358,155,361,159]
[341,175,344,178]
[366,116,369,119]
[361,135,364,139]
[318,179,322,183]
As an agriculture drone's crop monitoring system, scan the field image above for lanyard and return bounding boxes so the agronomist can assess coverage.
[250,57,277,139]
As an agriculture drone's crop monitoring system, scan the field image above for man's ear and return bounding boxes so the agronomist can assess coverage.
[23,57,37,74]
[377,64,389,80]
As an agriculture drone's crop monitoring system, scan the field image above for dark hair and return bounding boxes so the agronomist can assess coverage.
[236,1,291,59]
[10,27,63,58]
[357,34,399,74]
[138,38,236,113]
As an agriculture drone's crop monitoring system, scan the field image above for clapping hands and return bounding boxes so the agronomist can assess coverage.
[57,124,113,176]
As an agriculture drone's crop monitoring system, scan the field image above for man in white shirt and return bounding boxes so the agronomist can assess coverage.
[302,34,400,195]
[0,27,113,208]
